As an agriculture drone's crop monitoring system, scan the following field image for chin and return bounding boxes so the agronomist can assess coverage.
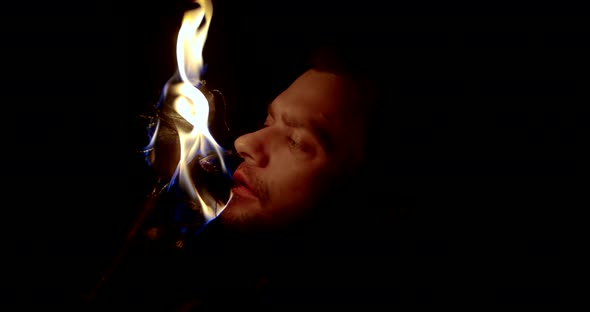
[217,198,262,231]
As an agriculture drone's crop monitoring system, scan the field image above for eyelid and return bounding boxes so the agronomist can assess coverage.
[288,136,303,151]
[288,133,311,153]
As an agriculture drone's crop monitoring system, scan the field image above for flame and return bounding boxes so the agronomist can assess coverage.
[176,0,212,86]
[166,0,230,221]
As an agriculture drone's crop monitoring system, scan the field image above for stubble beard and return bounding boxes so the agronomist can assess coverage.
[218,174,269,231]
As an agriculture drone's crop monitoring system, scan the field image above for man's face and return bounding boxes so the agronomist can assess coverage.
[217,69,368,232]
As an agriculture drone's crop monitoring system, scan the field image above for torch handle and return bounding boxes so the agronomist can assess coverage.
[81,181,169,304]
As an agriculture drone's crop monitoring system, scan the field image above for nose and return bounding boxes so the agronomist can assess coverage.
[234,130,269,167]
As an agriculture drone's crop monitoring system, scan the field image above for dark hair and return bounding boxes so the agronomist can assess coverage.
[309,35,445,236]
[310,40,414,173]
[289,41,411,239]
[307,41,389,142]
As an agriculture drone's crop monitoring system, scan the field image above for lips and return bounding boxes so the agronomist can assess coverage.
[231,167,258,199]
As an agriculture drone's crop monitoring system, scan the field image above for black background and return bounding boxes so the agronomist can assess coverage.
[1,0,584,307]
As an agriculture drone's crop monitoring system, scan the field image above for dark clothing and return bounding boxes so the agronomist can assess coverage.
[83,212,423,311]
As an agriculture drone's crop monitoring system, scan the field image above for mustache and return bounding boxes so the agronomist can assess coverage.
[234,165,269,201]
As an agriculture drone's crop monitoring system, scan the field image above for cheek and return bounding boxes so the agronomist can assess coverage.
[264,146,343,198]
[271,162,336,198]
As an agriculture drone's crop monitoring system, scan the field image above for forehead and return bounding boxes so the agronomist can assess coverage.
[275,69,364,121]
[273,69,368,152]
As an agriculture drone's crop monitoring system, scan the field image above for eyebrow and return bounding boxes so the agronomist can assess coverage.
[269,103,336,151]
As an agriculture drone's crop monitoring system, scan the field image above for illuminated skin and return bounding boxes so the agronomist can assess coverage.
[218,69,370,233]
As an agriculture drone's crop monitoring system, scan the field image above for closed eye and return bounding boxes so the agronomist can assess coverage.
[288,137,301,149]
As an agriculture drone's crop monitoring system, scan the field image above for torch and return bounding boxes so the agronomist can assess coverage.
[84,0,240,302]
[136,0,246,247]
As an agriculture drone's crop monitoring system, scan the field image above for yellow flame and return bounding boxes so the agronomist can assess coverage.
[176,0,212,85]
[170,0,228,221]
